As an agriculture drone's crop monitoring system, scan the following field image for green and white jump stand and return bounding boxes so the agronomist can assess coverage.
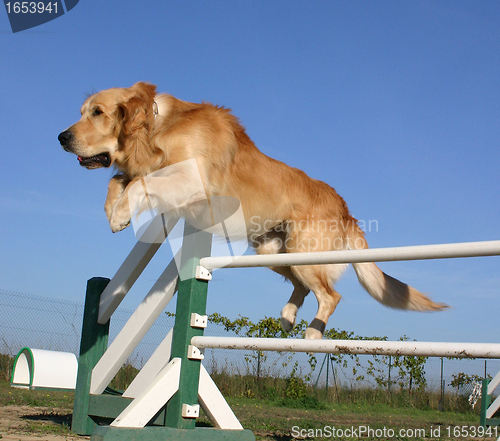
[480,375,500,429]
[72,222,255,440]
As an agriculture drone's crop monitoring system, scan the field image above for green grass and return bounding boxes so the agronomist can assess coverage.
[0,381,74,409]
[210,370,481,414]
[204,372,484,440]
[0,380,74,438]
[0,373,487,441]
[222,396,481,440]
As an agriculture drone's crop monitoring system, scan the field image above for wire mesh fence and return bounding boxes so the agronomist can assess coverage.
[1,288,498,397]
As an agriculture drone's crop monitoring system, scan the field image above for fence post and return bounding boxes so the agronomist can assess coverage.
[72,277,110,435]
[439,357,444,412]
[480,378,491,428]
[256,328,262,384]
[325,354,330,394]
[164,222,212,429]
[388,356,392,394]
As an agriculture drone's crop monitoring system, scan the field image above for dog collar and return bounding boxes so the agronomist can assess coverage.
[153,101,159,120]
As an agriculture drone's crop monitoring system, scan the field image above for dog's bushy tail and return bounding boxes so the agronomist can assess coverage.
[347,225,448,312]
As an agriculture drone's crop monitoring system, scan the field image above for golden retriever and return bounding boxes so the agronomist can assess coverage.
[59,82,447,339]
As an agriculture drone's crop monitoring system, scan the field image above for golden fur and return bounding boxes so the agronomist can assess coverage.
[59,82,447,339]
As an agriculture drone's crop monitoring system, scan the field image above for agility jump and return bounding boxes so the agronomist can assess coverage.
[71,221,500,440]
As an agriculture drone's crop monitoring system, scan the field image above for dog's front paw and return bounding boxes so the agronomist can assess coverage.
[105,174,131,224]
[110,219,130,233]
[105,205,114,224]
[109,209,131,233]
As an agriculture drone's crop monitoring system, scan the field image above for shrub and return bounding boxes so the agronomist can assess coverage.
[109,362,140,391]
[0,353,14,381]
[284,375,308,400]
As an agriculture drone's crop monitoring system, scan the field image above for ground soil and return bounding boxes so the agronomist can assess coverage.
[0,405,86,441]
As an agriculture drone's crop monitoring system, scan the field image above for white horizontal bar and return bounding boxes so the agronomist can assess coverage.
[200,240,500,269]
[191,337,500,359]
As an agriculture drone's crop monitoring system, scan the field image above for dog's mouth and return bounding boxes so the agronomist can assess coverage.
[77,152,112,169]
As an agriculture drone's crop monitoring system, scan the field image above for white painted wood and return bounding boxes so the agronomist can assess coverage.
[486,394,500,419]
[111,358,181,428]
[181,404,200,418]
[122,329,173,399]
[187,345,204,360]
[198,365,243,430]
[195,265,212,281]
[192,337,500,359]
[200,239,500,269]
[98,218,178,324]
[91,256,178,395]
[190,313,208,328]
[488,370,500,395]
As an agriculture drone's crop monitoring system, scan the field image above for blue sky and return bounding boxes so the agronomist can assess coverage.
[1,0,499,368]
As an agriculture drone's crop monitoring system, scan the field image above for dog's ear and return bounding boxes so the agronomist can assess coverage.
[116,82,164,172]
[117,97,147,135]
[116,83,157,135]
[131,82,157,103]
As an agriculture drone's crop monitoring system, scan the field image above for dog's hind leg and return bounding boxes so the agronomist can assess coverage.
[290,264,346,339]
[280,276,310,332]
[283,221,348,339]
[270,265,309,333]
[253,231,310,332]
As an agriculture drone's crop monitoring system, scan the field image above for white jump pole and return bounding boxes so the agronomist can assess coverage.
[191,336,500,359]
[200,240,500,269]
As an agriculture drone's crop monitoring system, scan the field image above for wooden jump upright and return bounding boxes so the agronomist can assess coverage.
[72,221,255,440]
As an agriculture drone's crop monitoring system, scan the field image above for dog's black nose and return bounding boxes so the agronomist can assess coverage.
[58,130,73,146]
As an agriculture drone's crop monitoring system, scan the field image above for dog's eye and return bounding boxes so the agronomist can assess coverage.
[92,107,103,117]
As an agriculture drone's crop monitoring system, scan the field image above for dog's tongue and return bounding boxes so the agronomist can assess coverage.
[78,156,83,162]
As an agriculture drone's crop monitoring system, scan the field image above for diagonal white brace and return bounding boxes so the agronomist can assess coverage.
[111,358,181,428]
[487,370,500,395]
[90,255,179,395]
[486,394,500,419]
[198,364,243,430]
[98,218,178,324]
[122,329,173,399]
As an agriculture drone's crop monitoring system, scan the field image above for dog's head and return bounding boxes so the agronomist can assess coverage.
[58,82,157,172]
